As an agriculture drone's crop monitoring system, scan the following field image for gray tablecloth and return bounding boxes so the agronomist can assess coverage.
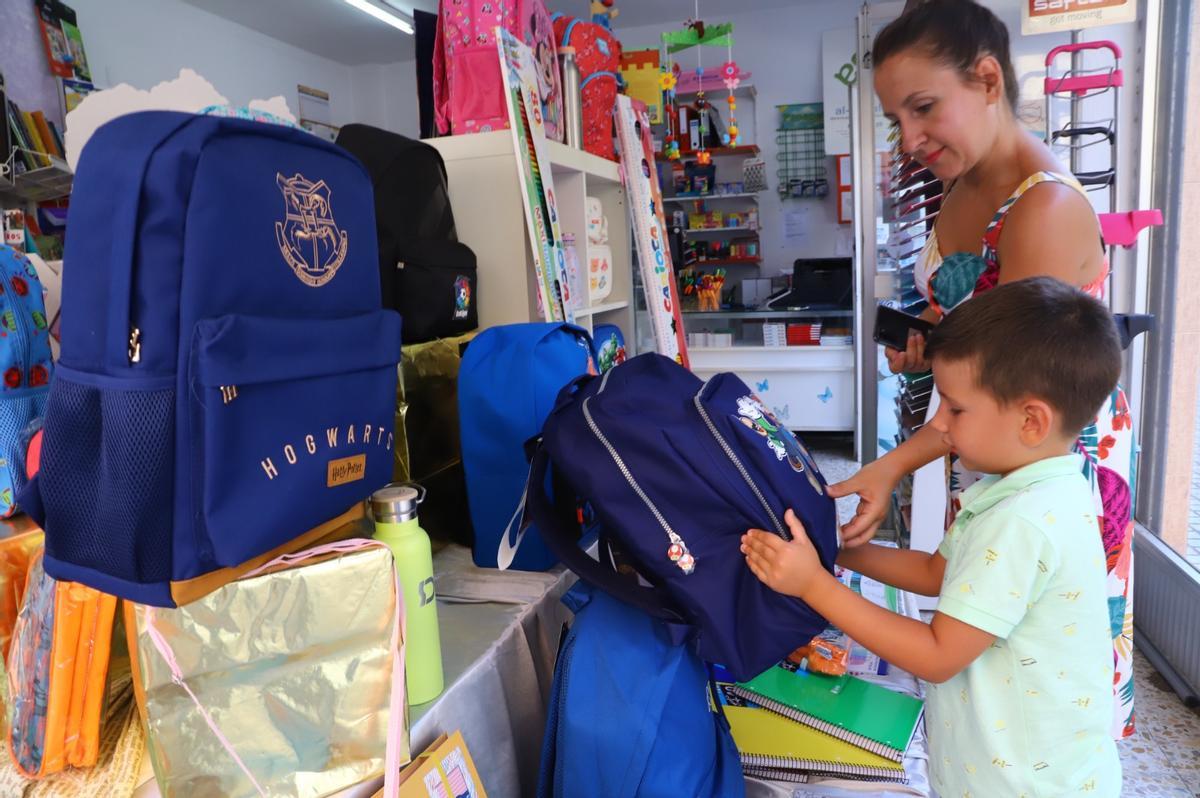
[343,544,575,798]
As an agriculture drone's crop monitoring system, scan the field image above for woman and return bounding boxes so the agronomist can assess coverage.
[828,0,1136,738]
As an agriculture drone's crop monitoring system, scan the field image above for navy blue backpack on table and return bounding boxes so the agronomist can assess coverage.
[458,322,594,571]
[538,583,745,798]
[18,111,401,607]
[526,352,840,682]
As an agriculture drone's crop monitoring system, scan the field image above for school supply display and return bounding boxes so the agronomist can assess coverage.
[724,705,906,782]
[729,666,924,762]
[127,540,408,798]
[372,483,444,705]
[391,730,487,798]
[19,111,401,607]
[335,124,478,344]
[551,13,623,161]
[526,353,839,681]
[433,0,563,140]
[538,583,745,798]
[459,323,595,571]
[614,95,690,365]
[6,550,118,777]
[498,29,573,324]
[0,247,54,519]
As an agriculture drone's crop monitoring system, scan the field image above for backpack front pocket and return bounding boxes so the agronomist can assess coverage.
[189,311,401,567]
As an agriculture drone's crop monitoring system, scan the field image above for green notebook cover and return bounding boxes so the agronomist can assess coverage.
[733,666,923,762]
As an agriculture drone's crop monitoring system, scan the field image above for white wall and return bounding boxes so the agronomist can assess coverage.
[71,0,358,125]
[349,61,420,138]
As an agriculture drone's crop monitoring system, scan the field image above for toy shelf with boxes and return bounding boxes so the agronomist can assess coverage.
[424,130,632,340]
[682,308,855,432]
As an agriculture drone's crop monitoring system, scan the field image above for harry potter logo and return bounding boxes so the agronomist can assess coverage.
[275,172,349,287]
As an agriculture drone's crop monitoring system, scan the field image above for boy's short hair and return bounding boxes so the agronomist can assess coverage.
[925,277,1121,433]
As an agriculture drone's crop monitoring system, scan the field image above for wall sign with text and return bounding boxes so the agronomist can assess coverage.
[1021,0,1135,35]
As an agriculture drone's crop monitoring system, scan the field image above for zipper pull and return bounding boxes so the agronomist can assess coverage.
[220,385,239,404]
[128,327,141,363]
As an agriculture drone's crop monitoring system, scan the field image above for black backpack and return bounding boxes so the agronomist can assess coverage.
[336,124,478,343]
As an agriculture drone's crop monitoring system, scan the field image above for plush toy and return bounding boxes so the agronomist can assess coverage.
[590,0,618,30]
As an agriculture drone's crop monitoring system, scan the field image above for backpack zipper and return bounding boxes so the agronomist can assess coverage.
[692,384,787,539]
[581,369,696,575]
[128,327,141,363]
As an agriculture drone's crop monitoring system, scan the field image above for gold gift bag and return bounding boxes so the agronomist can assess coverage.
[127,540,410,798]
[395,330,477,547]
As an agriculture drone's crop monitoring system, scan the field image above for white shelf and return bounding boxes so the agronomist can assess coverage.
[676,84,757,100]
[689,345,853,354]
[573,300,630,318]
[424,130,619,183]
[663,193,760,203]
[684,226,760,236]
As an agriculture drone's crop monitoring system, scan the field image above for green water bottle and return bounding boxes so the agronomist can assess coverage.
[371,483,444,705]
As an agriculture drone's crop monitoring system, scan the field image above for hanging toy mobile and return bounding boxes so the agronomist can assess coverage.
[659,2,738,164]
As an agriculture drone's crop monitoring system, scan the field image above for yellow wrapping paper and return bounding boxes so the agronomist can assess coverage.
[394,331,476,546]
[129,545,407,798]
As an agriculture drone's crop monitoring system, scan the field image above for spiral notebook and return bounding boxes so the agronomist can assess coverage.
[731,666,923,763]
[725,705,907,782]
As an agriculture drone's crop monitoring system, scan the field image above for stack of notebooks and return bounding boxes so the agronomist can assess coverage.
[721,664,924,785]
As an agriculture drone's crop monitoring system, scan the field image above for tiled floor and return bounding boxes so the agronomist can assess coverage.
[810,437,1200,797]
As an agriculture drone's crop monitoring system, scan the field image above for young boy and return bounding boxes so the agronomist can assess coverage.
[742,277,1122,797]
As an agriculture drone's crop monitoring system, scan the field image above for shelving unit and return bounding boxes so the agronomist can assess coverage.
[0,151,73,204]
[683,226,759,236]
[663,192,759,203]
[686,257,761,267]
[655,143,759,164]
[425,130,632,341]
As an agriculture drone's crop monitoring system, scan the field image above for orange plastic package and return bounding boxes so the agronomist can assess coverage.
[5,551,117,777]
[788,634,850,676]
[0,521,44,661]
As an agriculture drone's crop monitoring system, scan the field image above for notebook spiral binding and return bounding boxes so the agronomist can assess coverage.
[742,765,809,783]
[726,685,905,763]
[743,755,906,782]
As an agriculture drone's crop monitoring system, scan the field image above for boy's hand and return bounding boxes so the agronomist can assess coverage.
[741,509,824,600]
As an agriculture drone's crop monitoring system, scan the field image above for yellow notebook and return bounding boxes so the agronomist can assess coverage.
[725,704,906,781]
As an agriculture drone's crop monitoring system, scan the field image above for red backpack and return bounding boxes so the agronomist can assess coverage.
[551,13,622,161]
[433,0,563,140]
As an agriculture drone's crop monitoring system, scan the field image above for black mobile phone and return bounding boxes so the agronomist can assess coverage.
[873,303,935,351]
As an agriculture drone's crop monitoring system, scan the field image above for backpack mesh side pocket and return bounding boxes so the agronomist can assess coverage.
[38,372,175,585]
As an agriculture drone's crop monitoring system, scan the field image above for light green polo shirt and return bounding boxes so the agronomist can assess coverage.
[928,454,1120,798]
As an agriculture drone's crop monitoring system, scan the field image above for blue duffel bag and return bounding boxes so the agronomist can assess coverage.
[526,352,840,682]
[538,582,745,798]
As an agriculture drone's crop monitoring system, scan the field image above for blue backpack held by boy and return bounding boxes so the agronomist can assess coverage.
[18,111,401,607]
[526,353,840,682]
[538,583,745,798]
[0,246,53,518]
[458,323,594,571]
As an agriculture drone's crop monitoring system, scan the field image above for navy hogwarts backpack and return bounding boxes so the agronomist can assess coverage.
[527,353,840,681]
[19,111,401,606]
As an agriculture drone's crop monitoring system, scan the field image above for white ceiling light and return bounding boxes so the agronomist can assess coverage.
[340,0,414,34]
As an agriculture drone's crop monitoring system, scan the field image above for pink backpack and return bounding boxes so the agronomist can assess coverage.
[433,0,563,140]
